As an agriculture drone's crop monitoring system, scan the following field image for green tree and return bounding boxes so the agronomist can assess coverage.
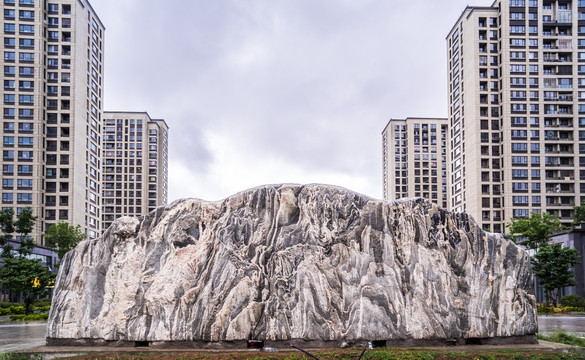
[45,220,85,262]
[0,257,54,314]
[506,212,581,306]
[14,207,36,257]
[0,207,37,258]
[0,207,56,314]
[573,200,585,227]
[0,208,16,257]
[506,212,566,251]
[531,243,581,306]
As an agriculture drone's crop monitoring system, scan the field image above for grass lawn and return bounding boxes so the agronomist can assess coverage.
[3,348,585,360]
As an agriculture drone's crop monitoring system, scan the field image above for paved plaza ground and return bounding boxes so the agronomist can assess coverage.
[1,314,583,354]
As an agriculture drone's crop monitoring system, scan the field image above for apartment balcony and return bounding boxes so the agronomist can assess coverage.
[544,51,572,61]
[544,109,573,115]
[558,215,575,222]
[544,131,573,141]
[544,162,574,168]
[545,187,574,194]
[545,198,576,207]
[544,119,573,127]
[544,149,574,155]
[543,95,573,101]
[545,171,575,181]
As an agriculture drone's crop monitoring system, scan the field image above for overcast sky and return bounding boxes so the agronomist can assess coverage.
[90,0,494,202]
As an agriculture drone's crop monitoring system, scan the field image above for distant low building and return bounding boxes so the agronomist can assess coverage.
[0,241,57,302]
[546,228,585,301]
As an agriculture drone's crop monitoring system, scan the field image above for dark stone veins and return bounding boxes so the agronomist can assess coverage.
[46,184,537,347]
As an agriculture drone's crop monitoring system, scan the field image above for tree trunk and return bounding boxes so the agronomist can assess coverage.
[545,288,552,306]
[24,297,32,315]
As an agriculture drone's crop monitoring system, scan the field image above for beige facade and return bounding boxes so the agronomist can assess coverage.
[382,118,449,208]
[1,0,104,243]
[101,112,168,232]
[447,0,585,232]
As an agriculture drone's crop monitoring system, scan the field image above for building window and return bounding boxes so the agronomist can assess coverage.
[4,24,15,33]
[17,193,32,203]
[512,156,528,165]
[510,26,525,34]
[19,66,33,76]
[4,9,15,19]
[18,24,34,34]
[19,10,34,20]
[513,183,529,192]
[2,193,13,203]
[512,169,529,178]
[17,136,32,146]
[513,209,530,218]
[18,108,33,118]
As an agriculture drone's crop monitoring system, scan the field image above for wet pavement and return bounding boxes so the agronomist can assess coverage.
[1,315,584,354]
[538,314,585,336]
[0,320,46,352]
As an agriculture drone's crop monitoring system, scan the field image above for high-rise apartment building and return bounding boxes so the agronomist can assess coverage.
[102,112,168,231]
[447,0,585,232]
[1,0,104,245]
[382,117,450,208]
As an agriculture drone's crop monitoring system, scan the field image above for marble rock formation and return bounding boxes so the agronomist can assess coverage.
[46,184,537,347]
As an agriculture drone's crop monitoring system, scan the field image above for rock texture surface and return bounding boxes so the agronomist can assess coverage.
[47,184,537,347]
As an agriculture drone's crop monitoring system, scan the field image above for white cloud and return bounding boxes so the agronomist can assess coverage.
[169,129,376,201]
[90,0,494,202]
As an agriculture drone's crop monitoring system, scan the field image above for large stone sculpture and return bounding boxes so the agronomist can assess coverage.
[46,184,537,347]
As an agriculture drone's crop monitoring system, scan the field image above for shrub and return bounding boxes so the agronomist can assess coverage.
[9,312,49,321]
[32,298,52,308]
[0,354,45,360]
[560,295,585,308]
[0,300,50,315]
[0,305,27,316]
[537,305,574,314]
[537,331,585,347]
[0,302,23,309]
[32,304,51,312]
